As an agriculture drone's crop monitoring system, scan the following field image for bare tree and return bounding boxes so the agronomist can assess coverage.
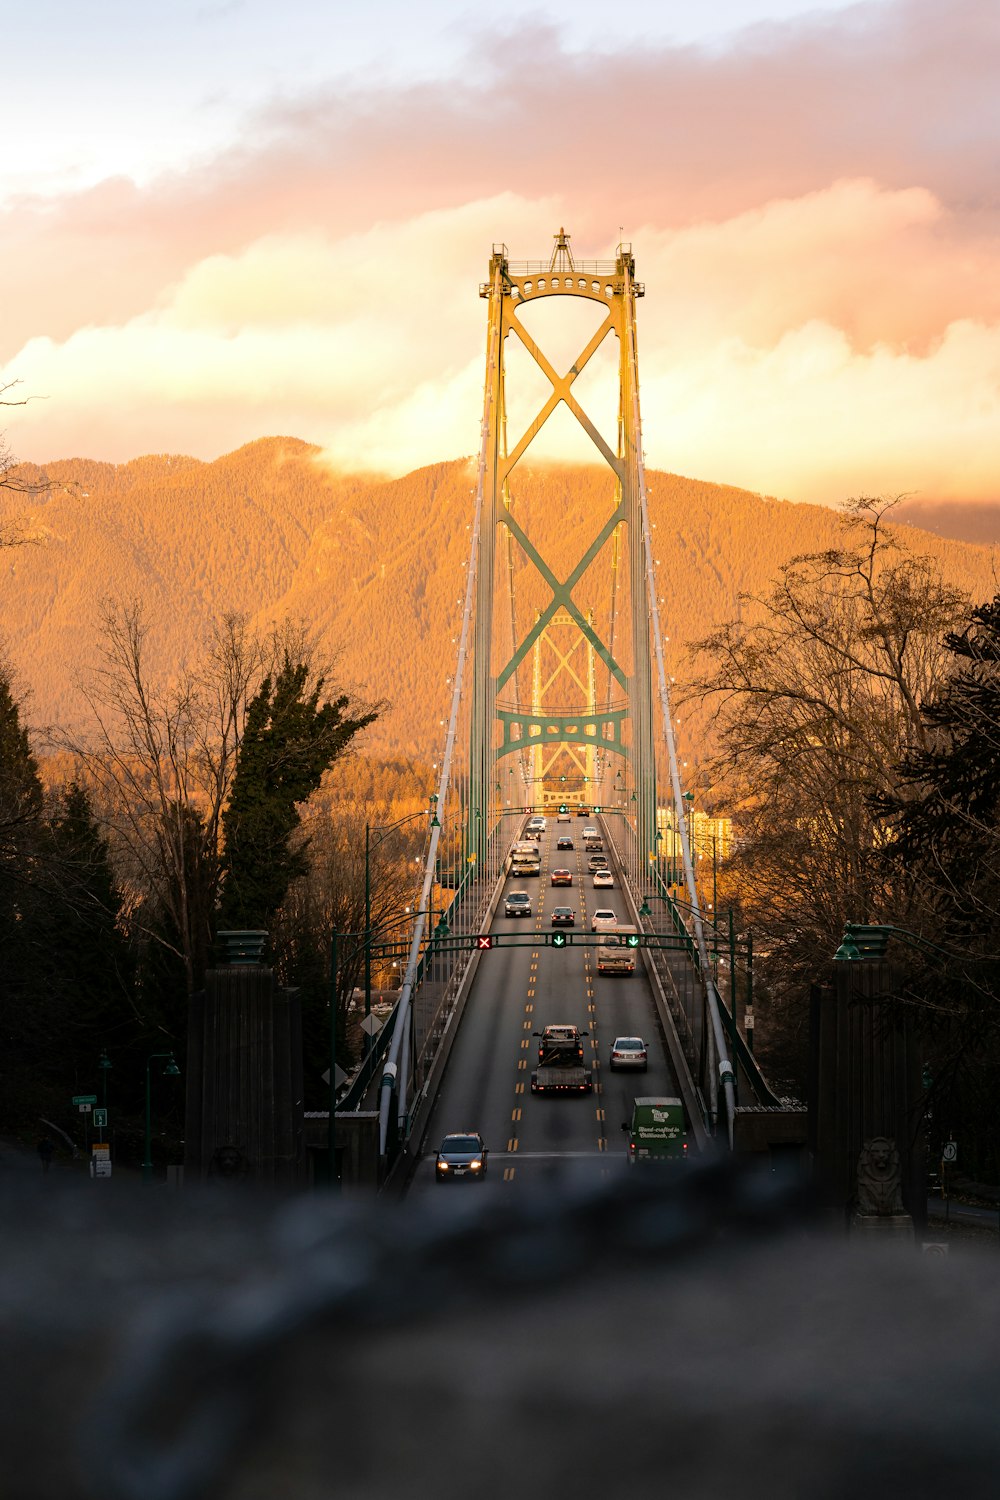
[63,603,269,995]
[271,790,427,1078]
[1,381,51,543]
[686,498,970,1086]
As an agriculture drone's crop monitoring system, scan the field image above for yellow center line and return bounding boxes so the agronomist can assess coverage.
[515,1081,524,1095]
[511,1107,522,1122]
[503,1166,516,1181]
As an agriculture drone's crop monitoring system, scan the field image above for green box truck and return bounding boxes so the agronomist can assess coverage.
[622,1096,688,1163]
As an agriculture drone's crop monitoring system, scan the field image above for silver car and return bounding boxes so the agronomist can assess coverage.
[505,891,532,917]
[610,1037,648,1070]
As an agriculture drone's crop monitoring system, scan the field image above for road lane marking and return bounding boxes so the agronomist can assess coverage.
[520,1039,529,1049]
[518,1059,526,1069]
[595,1108,605,1122]
[525,1002,533,1013]
[515,1082,524,1094]
[511,1107,522,1122]
[503,1167,516,1182]
[507,1137,519,1152]
[597,1138,607,1152]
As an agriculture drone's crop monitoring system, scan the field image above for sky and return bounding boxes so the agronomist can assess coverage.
[2,0,998,508]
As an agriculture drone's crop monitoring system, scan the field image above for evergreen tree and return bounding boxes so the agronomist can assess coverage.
[879,597,1000,1182]
[884,597,1000,933]
[217,656,376,932]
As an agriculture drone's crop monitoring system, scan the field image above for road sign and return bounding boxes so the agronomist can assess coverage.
[72,1094,97,1106]
[321,1065,349,1089]
[942,1140,958,1163]
[93,1108,108,1129]
[476,935,493,950]
[552,932,566,948]
[626,933,640,948]
[360,1015,382,1037]
[78,1102,92,1113]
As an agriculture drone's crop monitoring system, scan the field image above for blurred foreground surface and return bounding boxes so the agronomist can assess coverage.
[2,1160,999,1500]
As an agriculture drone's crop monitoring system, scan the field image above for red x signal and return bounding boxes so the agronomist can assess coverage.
[476,935,493,950]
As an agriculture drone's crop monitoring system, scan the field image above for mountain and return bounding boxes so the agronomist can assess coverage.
[2,440,996,764]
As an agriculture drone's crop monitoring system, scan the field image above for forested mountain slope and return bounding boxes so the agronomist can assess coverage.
[2,441,994,764]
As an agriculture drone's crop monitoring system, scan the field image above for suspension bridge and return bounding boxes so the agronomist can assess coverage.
[335,230,797,1183]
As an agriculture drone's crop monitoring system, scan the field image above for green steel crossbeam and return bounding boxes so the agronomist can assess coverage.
[495,503,628,691]
[495,706,627,760]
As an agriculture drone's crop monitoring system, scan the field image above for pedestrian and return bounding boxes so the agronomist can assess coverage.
[37,1137,55,1174]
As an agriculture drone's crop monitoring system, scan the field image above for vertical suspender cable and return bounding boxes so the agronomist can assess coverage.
[379,267,501,1159]
[623,280,735,1147]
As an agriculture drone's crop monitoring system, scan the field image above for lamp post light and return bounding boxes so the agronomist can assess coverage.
[365,801,435,1051]
[142,1052,180,1184]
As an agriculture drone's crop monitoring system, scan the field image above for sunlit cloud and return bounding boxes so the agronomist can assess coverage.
[2,1,998,505]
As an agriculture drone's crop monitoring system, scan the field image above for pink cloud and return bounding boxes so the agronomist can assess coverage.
[2,0,997,361]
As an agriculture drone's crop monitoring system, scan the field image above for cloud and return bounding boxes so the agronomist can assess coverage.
[1,1,998,504]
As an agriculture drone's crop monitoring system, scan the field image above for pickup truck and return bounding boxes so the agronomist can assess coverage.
[531,1024,593,1094]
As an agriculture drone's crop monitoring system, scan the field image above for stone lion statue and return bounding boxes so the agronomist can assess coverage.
[856,1136,905,1216]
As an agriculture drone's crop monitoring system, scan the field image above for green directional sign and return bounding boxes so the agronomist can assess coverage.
[72,1094,97,1106]
[559,803,568,814]
[626,934,640,948]
[552,932,567,948]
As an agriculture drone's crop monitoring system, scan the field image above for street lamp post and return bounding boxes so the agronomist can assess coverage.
[142,1052,180,1184]
[98,1050,112,1110]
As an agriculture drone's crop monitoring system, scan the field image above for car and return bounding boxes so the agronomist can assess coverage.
[556,835,574,850]
[551,868,573,886]
[556,812,571,823]
[588,855,609,872]
[610,1037,648,1070]
[505,891,532,917]
[435,1132,489,1182]
[593,869,614,889]
[583,826,599,840]
[584,837,603,852]
[550,905,575,926]
[591,908,618,931]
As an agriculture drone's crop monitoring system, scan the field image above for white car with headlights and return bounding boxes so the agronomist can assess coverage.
[593,869,614,889]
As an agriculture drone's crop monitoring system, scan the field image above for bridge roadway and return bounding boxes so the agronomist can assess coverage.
[408,818,683,1194]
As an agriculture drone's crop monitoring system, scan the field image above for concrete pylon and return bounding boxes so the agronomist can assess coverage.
[809,959,924,1231]
[185,931,305,1187]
